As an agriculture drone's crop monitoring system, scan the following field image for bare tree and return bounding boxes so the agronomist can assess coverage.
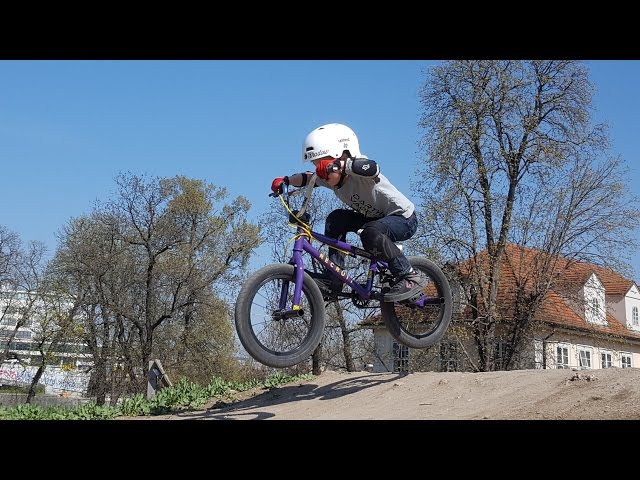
[414,60,640,371]
[259,185,377,373]
[0,229,49,367]
[0,230,82,402]
[48,216,132,404]
[0,226,21,287]
[23,289,83,403]
[0,226,23,364]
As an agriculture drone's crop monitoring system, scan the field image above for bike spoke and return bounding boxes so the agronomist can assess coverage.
[247,275,315,357]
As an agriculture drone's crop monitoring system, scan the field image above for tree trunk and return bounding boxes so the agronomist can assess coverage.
[312,343,322,375]
[26,365,45,404]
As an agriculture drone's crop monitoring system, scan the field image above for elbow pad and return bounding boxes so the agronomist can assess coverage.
[345,158,379,178]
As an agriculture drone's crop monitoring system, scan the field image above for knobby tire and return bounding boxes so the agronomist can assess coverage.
[235,263,326,368]
[380,256,453,349]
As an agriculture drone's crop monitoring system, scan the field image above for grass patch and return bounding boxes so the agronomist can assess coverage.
[0,371,312,420]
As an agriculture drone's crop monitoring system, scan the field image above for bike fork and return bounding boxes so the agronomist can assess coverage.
[273,279,306,319]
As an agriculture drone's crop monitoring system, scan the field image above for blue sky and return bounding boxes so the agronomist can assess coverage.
[1,60,639,279]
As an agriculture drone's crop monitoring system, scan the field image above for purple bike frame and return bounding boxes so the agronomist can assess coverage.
[287,227,385,307]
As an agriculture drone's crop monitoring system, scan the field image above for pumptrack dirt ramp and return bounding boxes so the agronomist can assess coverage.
[120,367,640,420]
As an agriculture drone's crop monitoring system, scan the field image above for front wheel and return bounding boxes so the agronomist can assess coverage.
[235,263,327,368]
[380,256,453,349]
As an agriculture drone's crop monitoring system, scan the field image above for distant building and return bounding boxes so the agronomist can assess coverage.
[0,288,92,394]
[365,244,640,373]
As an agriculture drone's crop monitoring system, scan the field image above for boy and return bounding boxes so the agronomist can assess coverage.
[271,123,425,302]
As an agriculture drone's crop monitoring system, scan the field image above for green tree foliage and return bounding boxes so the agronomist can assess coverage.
[153,293,237,386]
[50,173,261,402]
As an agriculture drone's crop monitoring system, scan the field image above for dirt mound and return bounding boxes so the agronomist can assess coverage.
[129,367,640,420]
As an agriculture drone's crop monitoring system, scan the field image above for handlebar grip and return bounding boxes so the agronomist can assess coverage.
[270,184,291,197]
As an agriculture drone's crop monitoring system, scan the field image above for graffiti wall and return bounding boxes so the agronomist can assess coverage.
[0,363,90,395]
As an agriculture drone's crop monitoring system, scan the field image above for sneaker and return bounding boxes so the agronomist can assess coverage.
[383,270,427,303]
[305,270,344,299]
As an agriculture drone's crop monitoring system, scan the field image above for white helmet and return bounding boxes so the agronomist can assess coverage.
[302,123,362,162]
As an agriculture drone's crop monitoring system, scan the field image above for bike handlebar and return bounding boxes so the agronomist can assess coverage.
[269,173,318,219]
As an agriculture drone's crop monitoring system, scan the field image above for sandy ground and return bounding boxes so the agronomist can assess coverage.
[125,366,640,420]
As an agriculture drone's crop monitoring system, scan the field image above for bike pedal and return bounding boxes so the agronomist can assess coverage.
[399,292,428,305]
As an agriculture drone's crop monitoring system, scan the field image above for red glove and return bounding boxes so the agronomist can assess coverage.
[271,176,289,194]
[315,159,341,180]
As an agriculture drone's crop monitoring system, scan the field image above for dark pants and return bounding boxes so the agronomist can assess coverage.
[324,209,418,282]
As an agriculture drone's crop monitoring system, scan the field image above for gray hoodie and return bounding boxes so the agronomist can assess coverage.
[315,159,415,219]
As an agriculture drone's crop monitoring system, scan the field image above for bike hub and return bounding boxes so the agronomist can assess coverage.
[271,309,305,320]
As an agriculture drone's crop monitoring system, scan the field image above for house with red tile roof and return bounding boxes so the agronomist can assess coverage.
[364,244,640,373]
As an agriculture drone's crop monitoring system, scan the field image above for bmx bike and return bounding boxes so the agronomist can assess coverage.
[234,174,453,368]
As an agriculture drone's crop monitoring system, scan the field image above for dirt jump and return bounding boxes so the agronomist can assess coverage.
[126,366,640,420]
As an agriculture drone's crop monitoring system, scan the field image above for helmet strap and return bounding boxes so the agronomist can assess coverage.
[336,169,347,189]
[335,154,350,188]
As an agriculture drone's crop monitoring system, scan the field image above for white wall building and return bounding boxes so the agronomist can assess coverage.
[366,245,640,374]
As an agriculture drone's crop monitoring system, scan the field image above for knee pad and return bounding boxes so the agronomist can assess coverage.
[360,225,402,260]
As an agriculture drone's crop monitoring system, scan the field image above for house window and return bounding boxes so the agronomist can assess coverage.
[392,342,409,373]
[439,342,459,372]
[621,353,632,368]
[556,345,569,369]
[601,351,612,368]
[584,274,606,325]
[0,329,13,339]
[633,306,639,327]
[2,305,20,316]
[494,342,511,370]
[592,298,601,319]
[578,347,592,369]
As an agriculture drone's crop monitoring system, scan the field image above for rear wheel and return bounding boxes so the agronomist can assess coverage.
[235,264,326,368]
[380,256,453,349]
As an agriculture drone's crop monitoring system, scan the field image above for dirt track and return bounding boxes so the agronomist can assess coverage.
[124,367,640,420]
